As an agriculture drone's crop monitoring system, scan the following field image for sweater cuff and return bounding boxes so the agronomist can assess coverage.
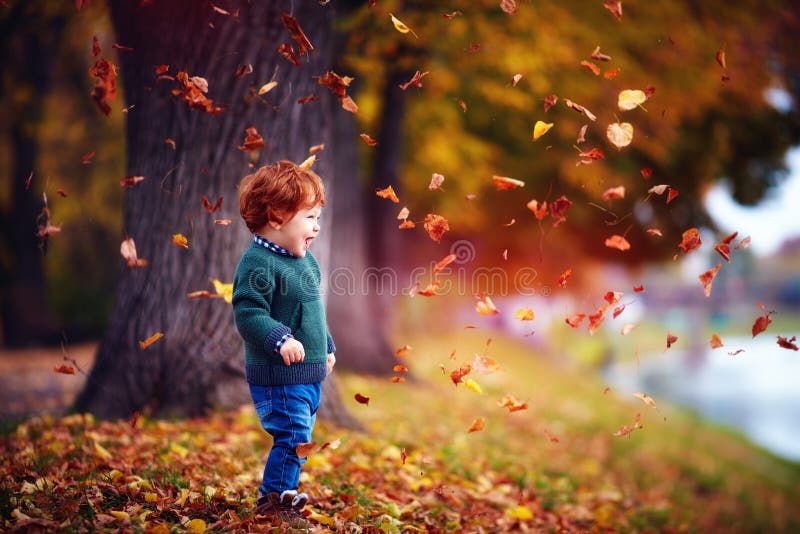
[326,334,336,355]
[265,325,292,354]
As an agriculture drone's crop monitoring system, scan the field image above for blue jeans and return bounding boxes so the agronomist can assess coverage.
[249,382,321,495]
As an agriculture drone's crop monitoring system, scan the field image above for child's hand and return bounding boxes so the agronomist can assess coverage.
[326,353,336,375]
[279,338,305,366]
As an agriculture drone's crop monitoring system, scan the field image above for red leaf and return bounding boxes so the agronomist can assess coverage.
[543,94,558,112]
[633,285,644,292]
[297,94,319,104]
[751,308,774,337]
[699,262,721,297]
[278,43,301,67]
[120,176,145,188]
[640,167,653,180]
[605,235,630,251]
[234,64,253,78]
[450,363,472,385]
[565,313,586,328]
[678,228,702,254]
[557,268,572,288]
[89,52,118,115]
[398,70,429,91]
[549,196,572,227]
[360,133,378,146]
[527,199,548,221]
[237,127,265,151]
[666,188,679,204]
[201,195,223,213]
[580,60,601,75]
[281,13,314,58]
[776,335,798,351]
[666,332,678,348]
[54,364,76,375]
[354,393,370,405]
[81,151,95,164]
[603,1,622,21]
[500,0,517,15]
[604,291,623,305]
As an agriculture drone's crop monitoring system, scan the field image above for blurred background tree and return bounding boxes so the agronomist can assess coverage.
[1,0,798,419]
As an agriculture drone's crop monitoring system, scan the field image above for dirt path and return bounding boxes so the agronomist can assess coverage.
[0,341,97,421]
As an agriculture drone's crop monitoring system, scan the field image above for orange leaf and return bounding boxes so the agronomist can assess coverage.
[709,333,723,349]
[492,175,525,190]
[475,295,499,316]
[395,344,412,357]
[281,13,314,57]
[699,262,722,297]
[417,281,440,296]
[716,49,727,69]
[666,332,678,348]
[468,417,486,433]
[433,253,457,274]
[393,365,409,373]
[201,195,223,213]
[605,235,630,251]
[450,363,472,385]
[580,60,600,75]
[354,393,370,405]
[295,441,316,458]
[172,233,189,249]
[472,354,500,374]
[498,394,528,412]
[526,199,548,220]
[391,376,406,383]
[557,268,571,288]
[54,364,76,375]
[376,185,399,203]
[341,95,358,113]
[214,219,232,226]
[565,313,586,328]
[633,392,657,408]
[238,127,265,152]
[678,228,702,253]
[646,228,663,237]
[514,308,535,321]
[139,332,164,350]
[602,186,625,201]
[543,429,560,442]
[398,70,429,90]
[360,133,377,146]
[423,214,449,243]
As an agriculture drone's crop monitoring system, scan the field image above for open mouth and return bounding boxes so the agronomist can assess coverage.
[304,236,314,250]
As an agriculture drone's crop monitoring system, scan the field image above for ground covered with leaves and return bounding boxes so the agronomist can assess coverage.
[2,332,799,532]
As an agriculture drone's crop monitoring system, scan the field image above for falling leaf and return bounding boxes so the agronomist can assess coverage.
[646,228,662,237]
[464,378,483,394]
[714,231,738,262]
[678,228,702,253]
[393,365,409,373]
[173,72,224,114]
[511,73,523,86]
[607,122,634,149]
[398,70,429,90]
[716,49,727,69]
[341,95,359,113]
[281,13,314,57]
[278,43,301,66]
[468,417,486,433]
[580,60,600,75]
[728,349,745,356]
[588,307,607,335]
[235,64,253,78]
[295,442,317,458]
[543,429,560,443]
[211,279,233,303]
[376,185,399,203]
[120,237,147,267]
[317,70,354,98]
[710,334,723,348]
[577,147,605,161]
[543,94,558,112]
[491,175,525,191]
[699,263,722,297]
[297,94,319,104]
[590,46,612,61]
[476,295,499,316]
[577,124,588,143]
[648,184,669,196]
[442,10,463,18]
[81,151,95,164]
[603,1,622,21]
[214,219,232,226]
[614,414,643,438]
[558,269,572,288]
[564,99,597,121]
[237,127,264,151]
[164,138,176,150]
[120,175,145,188]
[139,332,164,350]
[633,285,644,292]
[604,291,623,305]
[360,133,378,146]
[737,236,751,250]
[201,195,223,213]
[602,186,625,201]
[472,354,501,374]
[613,305,626,318]
[666,332,678,348]
[433,253,457,273]
[514,308,535,321]
[633,392,657,408]
[641,167,653,180]
[604,68,621,79]
[605,235,630,251]
[89,44,118,115]
[776,335,798,351]
[389,13,418,37]
[54,364,76,375]
[391,376,406,383]
[172,233,189,249]
[417,281,440,296]
[618,89,647,111]
[532,121,554,141]
[395,344,412,357]
[498,394,528,412]
[527,199,548,220]
[423,214,449,243]
[666,188,679,204]
[549,196,573,226]
[429,173,445,190]
[565,313,586,328]
[257,81,278,95]
[354,393,370,405]
[751,304,775,337]
[621,323,636,336]
[450,363,472,384]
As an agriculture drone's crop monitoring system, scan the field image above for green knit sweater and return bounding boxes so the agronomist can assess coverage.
[232,241,334,385]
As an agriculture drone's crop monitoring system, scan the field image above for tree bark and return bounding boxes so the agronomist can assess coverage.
[74,0,356,427]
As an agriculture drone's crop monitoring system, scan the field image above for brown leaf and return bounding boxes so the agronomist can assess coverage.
[281,13,314,58]
[295,441,316,458]
[398,70,429,90]
[376,185,399,203]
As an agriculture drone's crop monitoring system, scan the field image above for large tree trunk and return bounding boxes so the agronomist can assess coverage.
[74,0,356,426]
[0,3,64,347]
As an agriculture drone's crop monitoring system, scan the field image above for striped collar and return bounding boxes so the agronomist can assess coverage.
[253,234,294,257]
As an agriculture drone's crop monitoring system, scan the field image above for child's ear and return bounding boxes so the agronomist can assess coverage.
[268,219,282,230]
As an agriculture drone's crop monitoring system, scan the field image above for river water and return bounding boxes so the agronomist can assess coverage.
[603,335,800,462]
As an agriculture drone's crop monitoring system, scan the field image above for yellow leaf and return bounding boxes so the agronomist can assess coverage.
[177,488,190,507]
[94,440,113,460]
[514,308,535,321]
[299,154,316,170]
[306,509,336,526]
[211,279,233,303]
[617,89,647,111]
[506,505,533,520]
[144,492,158,503]
[146,524,171,534]
[464,378,483,395]
[187,518,207,534]
[532,120,553,141]
[108,469,123,482]
[475,295,499,316]
[204,486,216,500]
[389,13,418,38]
[606,122,633,149]
[110,510,131,522]
[257,81,278,95]
[172,233,189,249]
[139,332,164,350]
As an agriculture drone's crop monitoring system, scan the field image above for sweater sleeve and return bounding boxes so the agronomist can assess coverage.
[232,267,291,353]
[307,253,335,354]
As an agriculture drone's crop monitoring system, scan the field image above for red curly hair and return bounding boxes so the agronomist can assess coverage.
[239,161,326,234]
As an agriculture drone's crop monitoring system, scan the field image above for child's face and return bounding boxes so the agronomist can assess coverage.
[272,202,322,258]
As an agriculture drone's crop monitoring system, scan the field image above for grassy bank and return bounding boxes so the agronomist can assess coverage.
[1,331,798,532]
